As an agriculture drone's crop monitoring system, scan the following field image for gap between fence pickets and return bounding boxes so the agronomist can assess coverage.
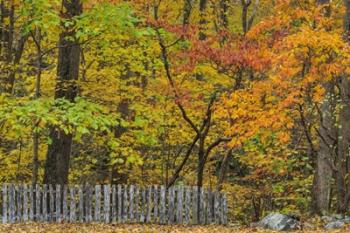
[0,184,228,225]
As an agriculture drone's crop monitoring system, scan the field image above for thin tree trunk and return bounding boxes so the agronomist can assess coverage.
[183,0,192,26]
[32,29,42,186]
[216,149,232,191]
[43,0,82,185]
[199,0,208,40]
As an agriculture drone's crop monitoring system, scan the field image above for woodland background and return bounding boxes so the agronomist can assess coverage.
[1,0,350,224]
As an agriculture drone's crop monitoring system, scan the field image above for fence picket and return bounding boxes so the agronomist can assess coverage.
[134,186,139,222]
[192,186,198,225]
[78,186,84,222]
[29,185,34,221]
[35,184,41,221]
[168,187,175,224]
[111,185,116,223]
[23,184,28,222]
[8,184,15,223]
[123,185,128,222]
[146,186,152,223]
[42,184,48,221]
[140,187,145,223]
[129,185,134,222]
[222,193,228,225]
[85,185,92,222]
[199,188,205,224]
[69,186,76,222]
[184,187,191,225]
[2,184,7,223]
[104,185,110,223]
[153,185,158,223]
[56,184,61,222]
[214,191,220,224]
[63,185,68,221]
[117,184,122,223]
[206,190,213,224]
[49,185,54,221]
[160,186,166,224]
[95,185,101,222]
[176,186,183,224]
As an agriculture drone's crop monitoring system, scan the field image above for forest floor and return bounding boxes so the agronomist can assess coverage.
[0,223,349,233]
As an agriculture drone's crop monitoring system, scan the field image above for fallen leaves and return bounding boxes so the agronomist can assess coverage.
[0,223,349,233]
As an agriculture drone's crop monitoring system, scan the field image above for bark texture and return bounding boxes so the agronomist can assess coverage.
[43,0,82,185]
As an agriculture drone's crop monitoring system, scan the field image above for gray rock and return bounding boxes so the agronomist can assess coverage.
[257,213,300,231]
[324,220,345,230]
[321,215,336,223]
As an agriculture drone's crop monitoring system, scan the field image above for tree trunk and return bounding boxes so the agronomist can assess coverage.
[43,0,82,185]
[199,0,208,40]
[183,0,192,26]
[334,0,350,213]
[311,0,334,216]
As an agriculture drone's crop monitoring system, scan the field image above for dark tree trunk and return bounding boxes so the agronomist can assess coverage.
[183,0,192,26]
[199,0,208,40]
[43,0,82,185]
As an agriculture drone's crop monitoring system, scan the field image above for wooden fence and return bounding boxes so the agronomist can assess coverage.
[0,184,227,225]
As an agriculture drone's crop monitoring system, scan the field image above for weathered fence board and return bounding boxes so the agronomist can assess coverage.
[0,184,227,225]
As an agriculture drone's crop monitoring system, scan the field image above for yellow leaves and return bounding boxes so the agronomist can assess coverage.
[3,223,346,233]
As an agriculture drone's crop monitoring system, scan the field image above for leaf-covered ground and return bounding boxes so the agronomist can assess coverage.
[0,224,349,233]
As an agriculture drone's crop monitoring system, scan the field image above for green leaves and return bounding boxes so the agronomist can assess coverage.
[74,3,139,42]
[20,0,60,33]
[0,96,118,140]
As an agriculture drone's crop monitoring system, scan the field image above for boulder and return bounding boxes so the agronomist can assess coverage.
[324,220,345,230]
[257,213,300,231]
[323,215,350,230]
